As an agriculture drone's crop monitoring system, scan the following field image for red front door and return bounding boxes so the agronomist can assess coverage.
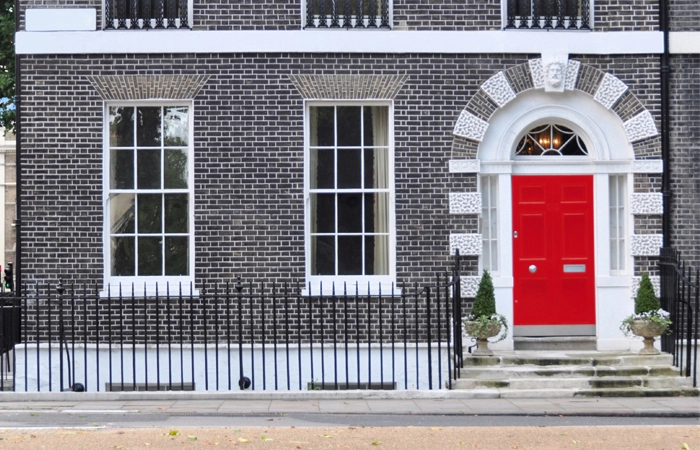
[512,175,596,336]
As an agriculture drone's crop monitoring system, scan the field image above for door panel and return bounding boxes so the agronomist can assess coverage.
[512,175,596,332]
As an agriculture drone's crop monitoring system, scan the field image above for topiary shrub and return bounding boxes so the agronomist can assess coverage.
[471,270,496,319]
[635,273,660,314]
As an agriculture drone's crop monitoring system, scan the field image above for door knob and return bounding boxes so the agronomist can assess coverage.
[529,265,537,273]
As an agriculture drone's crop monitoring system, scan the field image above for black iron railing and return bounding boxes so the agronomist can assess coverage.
[505,0,590,30]
[660,247,699,387]
[104,0,190,30]
[1,257,463,392]
[305,0,391,29]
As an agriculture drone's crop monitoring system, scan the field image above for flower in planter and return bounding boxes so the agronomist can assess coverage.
[462,270,508,355]
[620,273,671,355]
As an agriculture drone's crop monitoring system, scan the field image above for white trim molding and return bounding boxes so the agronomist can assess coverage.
[631,193,663,215]
[670,32,700,54]
[26,8,96,31]
[449,159,481,173]
[450,234,483,256]
[632,159,663,173]
[630,234,663,256]
[449,193,481,214]
[16,30,664,55]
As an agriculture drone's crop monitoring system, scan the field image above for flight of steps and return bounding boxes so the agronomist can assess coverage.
[453,351,699,398]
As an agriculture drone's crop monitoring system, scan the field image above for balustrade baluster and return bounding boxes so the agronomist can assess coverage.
[318,0,328,27]
[306,0,316,28]
[105,0,115,29]
[130,0,140,29]
[543,0,554,28]
[155,0,165,28]
[330,0,340,27]
[166,0,177,28]
[531,0,542,28]
[555,0,565,28]
[518,0,530,28]
[179,0,188,28]
[368,0,378,27]
[380,0,390,28]
[118,0,128,29]
[506,0,517,28]
[356,0,365,28]
[580,0,590,29]
[141,0,152,29]
[343,0,352,28]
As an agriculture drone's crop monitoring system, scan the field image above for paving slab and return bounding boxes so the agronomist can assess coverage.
[317,400,371,413]
[366,399,422,414]
[269,400,321,412]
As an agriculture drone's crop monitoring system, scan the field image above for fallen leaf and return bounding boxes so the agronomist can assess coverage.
[321,435,334,439]
[372,440,380,446]
[681,445,690,450]
[188,435,198,441]
[573,440,580,444]
[238,438,250,443]
[168,430,180,436]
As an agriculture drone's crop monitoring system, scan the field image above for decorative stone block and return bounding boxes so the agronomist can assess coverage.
[453,111,489,142]
[460,276,480,298]
[480,72,516,107]
[450,234,483,256]
[449,159,481,173]
[593,73,628,109]
[623,111,659,143]
[565,60,581,91]
[632,160,663,174]
[631,275,660,298]
[631,234,663,256]
[449,193,482,214]
[631,193,663,215]
[529,59,544,89]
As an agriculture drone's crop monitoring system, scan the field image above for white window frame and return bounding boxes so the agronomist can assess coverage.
[102,100,196,296]
[609,173,628,275]
[303,100,397,295]
[480,175,499,274]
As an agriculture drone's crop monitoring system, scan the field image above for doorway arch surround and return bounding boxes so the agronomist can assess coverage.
[450,60,663,351]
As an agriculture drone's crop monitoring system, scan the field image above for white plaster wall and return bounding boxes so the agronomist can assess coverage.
[14,343,450,392]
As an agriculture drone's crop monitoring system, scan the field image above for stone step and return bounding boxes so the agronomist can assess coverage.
[458,365,679,379]
[514,337,597,351]
[459,387,700,399]
[462,352,674,368]
[453,376,694,390]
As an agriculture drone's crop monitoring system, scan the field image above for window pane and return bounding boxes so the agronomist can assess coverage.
[310,107,334,147]
[138,194,162,233]
[110,149,134,189]
[364,193,388,233]
[364,148,387,189]
[164,106,189,147]
[137,149,161,189]
[138,237,162,276]
[164,194,188,233]
[165,237,189,275]
[337,149,361,188]
[111,237,135,276]
[337,106,361,146]
[310,194,335,233]
[310,149,334,189]
[109,107,134,147]
[365,235,389,275]
[164,149,188,189]
[137,107,162,147]
[364,106,388,147]
[311,235,335,275]
[338,236,362,275]
[338,193,362,233]
[110,193,135,234]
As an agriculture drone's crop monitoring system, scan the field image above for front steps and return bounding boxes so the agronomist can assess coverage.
[453,351,699,398]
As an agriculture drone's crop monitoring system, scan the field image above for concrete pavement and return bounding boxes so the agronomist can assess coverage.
[0,393,696,417]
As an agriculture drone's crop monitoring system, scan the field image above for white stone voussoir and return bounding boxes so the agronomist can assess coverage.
[624,111,659,143]
[453,110,489,142]
[593,73,628,109]
[480,72,517,107]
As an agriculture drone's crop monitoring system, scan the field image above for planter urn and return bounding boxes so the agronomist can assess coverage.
[629,319,669,355]
[463,320,502,356]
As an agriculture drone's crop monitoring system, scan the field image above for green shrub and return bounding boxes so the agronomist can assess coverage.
[635,273,660,314]
[471,270,496,319]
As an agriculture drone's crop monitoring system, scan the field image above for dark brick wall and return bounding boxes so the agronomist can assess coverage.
[20,53,661,290]
[668,55,700,266]
[19,0,659,31]
[669,0,700,31]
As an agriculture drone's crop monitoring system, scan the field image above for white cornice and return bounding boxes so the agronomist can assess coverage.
[670,32,700,54]
[16,30,663,55]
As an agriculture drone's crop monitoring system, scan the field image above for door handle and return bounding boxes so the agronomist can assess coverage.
[529,265,537,273]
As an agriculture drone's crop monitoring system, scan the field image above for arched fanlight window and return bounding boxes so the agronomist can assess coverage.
[515,124,588,156]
